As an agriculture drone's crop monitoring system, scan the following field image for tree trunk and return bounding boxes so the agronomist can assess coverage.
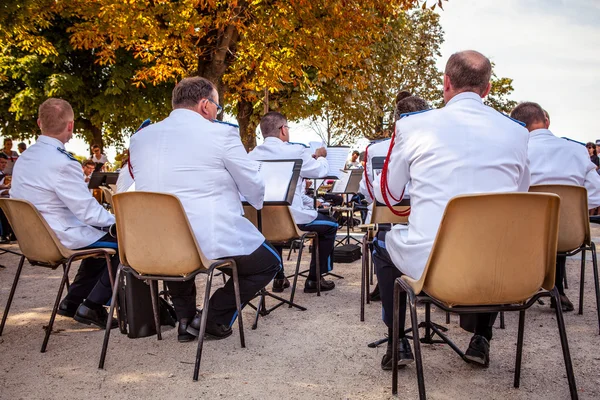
[237,98,256,151]
[91,125,103,152]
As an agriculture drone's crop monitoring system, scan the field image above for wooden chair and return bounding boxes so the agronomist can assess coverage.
[392,193,578,399]
[98,192,245,381]
[0,199,116,353]
[359,203,409,322]
[530,184,600,333]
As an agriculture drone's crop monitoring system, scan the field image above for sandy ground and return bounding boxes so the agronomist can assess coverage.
[1,229,600,400]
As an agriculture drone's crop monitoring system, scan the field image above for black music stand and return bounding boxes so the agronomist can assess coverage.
[88,172,119,189]
[331,169,363,246]
[243,159,306,330]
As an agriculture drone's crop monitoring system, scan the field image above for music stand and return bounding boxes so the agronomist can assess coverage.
[243,159,306,329]
[87,172,119,189]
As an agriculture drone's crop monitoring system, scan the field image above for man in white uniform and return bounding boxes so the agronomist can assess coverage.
[10,98,119,329]
[510,101,600,311]
[249,112,338,293]
[129,77,280,342]
[373,50,530,370]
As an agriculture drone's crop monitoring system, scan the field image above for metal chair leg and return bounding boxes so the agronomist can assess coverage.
[392,280,400,395]
[315,237,321,296]
[0,255,25,336]
[230,262,245,348]
[62,263,70,291]
[445,312,450,324]
[41,257,74,353]
[500,311,505,329]
[289,236,305,306]
[551,288,579,399]
[149,280,162,341]
[514,310,526,388]
[365,239,371,306]
[579,246,586,315]
[360,235,367,322]
[193,269,215,381]
[99,264,123,369]
[591,242,600,334]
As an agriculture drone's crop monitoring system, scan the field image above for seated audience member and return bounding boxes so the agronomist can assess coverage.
[89,144,108,171]
[82,160,95,183]
[0,138,19,175]
[129,77,280,342]
[17,142,27,154]
[373,50,530,370]
[510,101,600,311]
[249,112,338,293]
[586,142,599,168]
[346,150,362,169]
[10,98,118,328]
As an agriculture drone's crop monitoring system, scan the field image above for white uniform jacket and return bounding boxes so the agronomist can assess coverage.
[528,128,600,208]
[116,163,135,193]
[248,137,329,225]
[129,109,265,260]
[10,135,114,249]
[359,139,391,203]
[374,92,530,280]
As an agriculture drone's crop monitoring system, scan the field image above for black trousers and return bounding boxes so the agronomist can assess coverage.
[0,209,13,238]
[166,241,281,327]
[297,213,338,281]
[64,234,119,305]
[556,254,566,295]
[373,231,497,341]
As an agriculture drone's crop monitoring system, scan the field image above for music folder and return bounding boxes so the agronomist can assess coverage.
[331,169,363,194]
[242,159,303,206]
[370,156,410,206]
[88,172,119,189]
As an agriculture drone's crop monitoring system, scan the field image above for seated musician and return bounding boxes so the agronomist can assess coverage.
[128,77,280,342]
[372,50,530,370]
[10,98,119,329]
[249,112,339,293]
[510,102,600,311]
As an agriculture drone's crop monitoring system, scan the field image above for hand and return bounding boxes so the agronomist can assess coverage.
[314,147,327,158]
[316,200,323,208]
[109,224,117,238]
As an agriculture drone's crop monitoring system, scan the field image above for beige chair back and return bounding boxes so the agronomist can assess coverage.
[243,205,302,242]
[413,193,560,306]
[372,204,410,225]
[0,199,70,264]
[113,192,211,276]
[529,184,589,252]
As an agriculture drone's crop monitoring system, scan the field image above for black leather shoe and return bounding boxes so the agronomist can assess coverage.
[177,318,196,343]
[550,294,575,312]
[74,304,118,329]
[304,278,335,293]
[381,338,414,370]
[57,298,81,318]
[464,335,490,367]
[370,285,381,302]
[186,311,233,340]
[272,277,290,293]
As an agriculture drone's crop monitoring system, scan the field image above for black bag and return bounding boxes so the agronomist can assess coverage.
[118,270,177,338]
[333,244,361,263]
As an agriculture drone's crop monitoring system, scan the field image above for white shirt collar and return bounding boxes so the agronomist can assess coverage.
[264,136,284,144]
[530,128,555,138]
[169,108,207,123]
[446,91,484,107]
[37,134,66,150]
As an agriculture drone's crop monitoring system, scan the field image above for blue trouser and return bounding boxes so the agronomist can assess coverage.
[65,233,119,305]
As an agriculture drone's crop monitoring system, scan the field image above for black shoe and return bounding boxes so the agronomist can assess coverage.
[369,285,381,302]
[186,311,233,340]
[177,318,196,343]
[550,294,575,312]
[57,298,80,318]
[304,278,335,293]
[73,304,118,329]
[464,335,490,367]
[272,277,290,293]
[381,338,414,371]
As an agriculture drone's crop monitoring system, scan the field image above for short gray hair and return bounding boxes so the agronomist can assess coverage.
[510,102,546,130]
[172,77,216,109]
[394,95,430,120]
[445,50,492,95]
[260,111,287,138]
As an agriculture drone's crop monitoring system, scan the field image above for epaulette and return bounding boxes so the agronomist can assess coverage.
[213,119,239,128]
[57,147,78,162]
[287,142,309,148]
[500,113,526,127]
[135,118,152,133]
[399,109,432,119]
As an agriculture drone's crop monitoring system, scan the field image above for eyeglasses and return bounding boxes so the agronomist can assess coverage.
[279,125,289,130]
[206,98,223,114]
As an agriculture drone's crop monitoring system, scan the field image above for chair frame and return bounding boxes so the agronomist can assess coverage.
[0,199,116,353]
[99,259,244,381]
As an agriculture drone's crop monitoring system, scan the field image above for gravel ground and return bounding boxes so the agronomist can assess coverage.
[1,228,599,400]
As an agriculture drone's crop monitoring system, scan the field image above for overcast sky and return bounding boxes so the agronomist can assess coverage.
[61,0,600,161]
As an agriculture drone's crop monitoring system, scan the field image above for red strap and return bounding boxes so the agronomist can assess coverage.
[127,159,134,180]
[380,123,411,217]
[363,144,376,201]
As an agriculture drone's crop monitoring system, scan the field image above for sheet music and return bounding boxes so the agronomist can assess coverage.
[331,170,351,193]
[240,161,296,203]
[325,147,349,179]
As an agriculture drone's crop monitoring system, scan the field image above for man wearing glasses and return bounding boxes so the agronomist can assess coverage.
[249,111,339,293]
[129,77,281,342]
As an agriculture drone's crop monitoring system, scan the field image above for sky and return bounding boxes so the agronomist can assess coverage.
[52,0,600,162]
